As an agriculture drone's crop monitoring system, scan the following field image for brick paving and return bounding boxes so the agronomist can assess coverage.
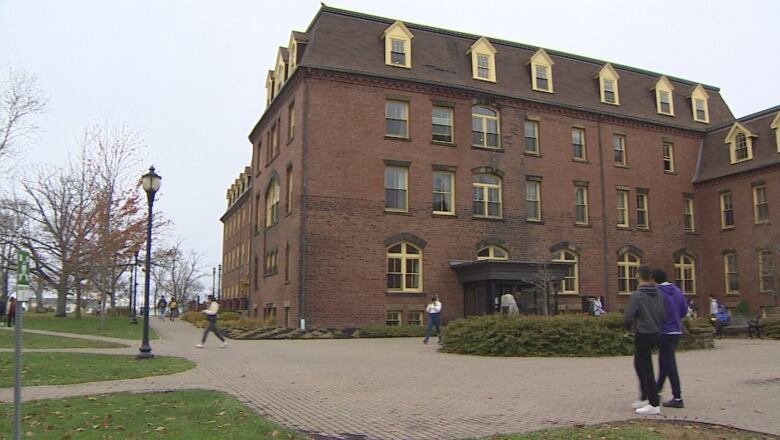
[2,321,779,439]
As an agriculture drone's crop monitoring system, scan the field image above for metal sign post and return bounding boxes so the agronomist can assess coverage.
[14,250,31,440]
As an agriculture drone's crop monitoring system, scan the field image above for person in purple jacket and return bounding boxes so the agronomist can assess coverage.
[651,268,688,408]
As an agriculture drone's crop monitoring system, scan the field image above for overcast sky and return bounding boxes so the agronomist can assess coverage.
[1,0,778,269]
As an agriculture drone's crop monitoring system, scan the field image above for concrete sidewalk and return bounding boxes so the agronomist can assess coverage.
[2,319,779,439]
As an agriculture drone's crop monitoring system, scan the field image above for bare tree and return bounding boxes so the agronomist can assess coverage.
[151,239,207,306]
[527,262,562,316]
[0,68,47,163]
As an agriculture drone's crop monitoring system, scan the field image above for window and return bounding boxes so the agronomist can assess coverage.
[654,76,675,115]
[264,248,278,275]
[469,37,497,82]
[471,106,500,149]
[690,85,709,123]
[386,310,401,326]
[694,99,707,121]
[683,197,695,232]
[383,21,413,68]
[575,185,589,225]
[735,133,749,161]
[759,250,775,292]
[617,189,629,227]
[385,101,408,138]
[285,167,293,214]
[385,166,408,212]
[772,111,780,153]
[408,311,423,326]
[432,171,455,215]
[265,179,280,227]
[524,120,539,154]
[477,54,490,79]
[726,123,755,164]
[526,180,541,221]
[477,245,509,260]
[613,134,626,165]
[663,142,675,173]
[603,79,616,103]
[535,65,550,91]
[724,252,739,294]
[530,49,555,92]
[284,242,291,282]
[432,107,453,143]
[268,122,279,162]
[288,102,295,140]
[618,252,641,294]
[753,185,769,223]
[720,192,734,229]
[254,194,261,232]
[552,249,579,294]
[636,193,649,229]
[572,128,586,160]
[674,255,696,295]
[472,174,502,218]
[387,242,422,292]
[253,255,259,288]
[599,64,620,105]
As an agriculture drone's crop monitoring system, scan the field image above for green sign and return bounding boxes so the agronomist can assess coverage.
[17,251,30,286]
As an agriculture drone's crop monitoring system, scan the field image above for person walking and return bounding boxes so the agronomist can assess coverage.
[7,297,17,327]
[652,268,688,409]
[197,295,227,348]
[168,298,178,321]
[708,295,719,316]
[157,296,167,320]
[423,295,442,344]
[624,266,666,415]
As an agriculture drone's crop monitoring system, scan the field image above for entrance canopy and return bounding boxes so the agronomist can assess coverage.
[449,260,571,284]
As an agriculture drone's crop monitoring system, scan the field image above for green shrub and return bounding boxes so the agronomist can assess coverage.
[218,311,241,321]
[359,324,427,338]
[733,299,752,317]
[764,318,780,339]
[180,311,204,323]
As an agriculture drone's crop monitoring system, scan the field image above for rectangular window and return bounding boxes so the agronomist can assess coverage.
[284,243,291,282]
[385,101,409,138]
[432,107,453,143]
[385,166,408,212]
[288,101,295,140]
[603,79,616,103]
[759,250,775,292]
[535,65,549,91]
[265,249,278,275]
[408,311,423,326]
[663,142,675,173]
[617,189,629,227]
[386,310,401,326]
[613,134,626,165]
[575,185,589,225]
[753,185,769,223]
[684,197,695,232]
[695,98,707,121]
[724,253,739,294]
[477,54,490,79]
[526,180,541,221]
[572,128,586,160]
[659,90,671,114]
[636,193,649,229]
[286,167,293,214]
[524,120,539,154]
[720,192,734,228]
[269,122,279,161]
[390,39,406,65]
[432,171,455,215]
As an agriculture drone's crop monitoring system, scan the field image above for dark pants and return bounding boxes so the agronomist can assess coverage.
[7,313,15,327]
[657,334,682,399]
[424,313,441,342]
[202,319,224,343]
[634,333,659,407]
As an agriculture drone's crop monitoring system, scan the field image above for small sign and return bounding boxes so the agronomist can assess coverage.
[17,251,30,287]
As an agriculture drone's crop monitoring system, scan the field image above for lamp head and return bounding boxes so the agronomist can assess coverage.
[141,166,162,194]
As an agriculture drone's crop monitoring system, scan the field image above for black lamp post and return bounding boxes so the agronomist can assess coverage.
[217,264,222,301]
[212,267,216,297]
[138,166,161,359]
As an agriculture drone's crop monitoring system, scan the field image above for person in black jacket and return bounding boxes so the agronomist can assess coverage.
[624,265,666,415]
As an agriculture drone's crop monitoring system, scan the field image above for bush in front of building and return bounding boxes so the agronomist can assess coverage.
[180,311,204,323]
[763,319,780,339]
[358,324,428,338]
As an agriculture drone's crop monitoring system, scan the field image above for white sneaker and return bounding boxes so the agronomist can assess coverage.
[196,343,203,348]
[631,400,649,409]
[220,342,228,348]
[635,404,660,415]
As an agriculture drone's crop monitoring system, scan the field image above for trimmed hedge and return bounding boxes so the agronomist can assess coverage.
[358,324,427,338]
[180,310,241,326]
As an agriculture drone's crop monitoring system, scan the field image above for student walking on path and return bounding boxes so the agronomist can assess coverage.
[7,297,16,327]
[157,296,167,320]
[652,268,688,409]
[624,266,666,415]
[197,295,227,348]
[168,298,178,321]
[423,295,442,345]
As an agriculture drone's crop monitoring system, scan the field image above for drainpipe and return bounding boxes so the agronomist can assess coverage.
[298,69,311,330]
[596,116,611,311]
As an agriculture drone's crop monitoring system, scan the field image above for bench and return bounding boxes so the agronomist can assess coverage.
[716,314,764,338]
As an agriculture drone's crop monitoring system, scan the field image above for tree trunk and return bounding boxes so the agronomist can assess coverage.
[33,281,44,313]
[1,270,8,303]
[100,292,107,329]
[109,291,116,316]
[55,283,68,317]
[74,278,82,320]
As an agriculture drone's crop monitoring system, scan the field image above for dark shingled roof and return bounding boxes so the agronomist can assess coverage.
[297,6,734,131]
[695,105,780,183]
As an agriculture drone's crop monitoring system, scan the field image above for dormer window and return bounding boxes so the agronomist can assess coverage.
[468,37,497,82]
[382,21,413,69]
[725,122,756,164]
[529,49,554,93]
[689,84,710,123]
[654,76,675,116]
[597,64,620,105]
[771,112,780,153]
[265,70,275,107]
[274,48,289,96]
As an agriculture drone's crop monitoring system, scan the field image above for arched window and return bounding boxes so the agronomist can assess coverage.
[552,250,579,294]
[473,174,502,218]
[471,106,500,149]
[387,242,422,292]
[674,255,696,295]
[265,179,280,227]
[618,252,641,294]
[477,245,509,260]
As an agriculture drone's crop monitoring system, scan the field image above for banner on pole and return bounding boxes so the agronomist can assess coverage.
[17,251,30,287]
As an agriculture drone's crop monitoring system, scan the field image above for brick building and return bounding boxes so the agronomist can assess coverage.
[222,6,779,328]
[219,167,252,311]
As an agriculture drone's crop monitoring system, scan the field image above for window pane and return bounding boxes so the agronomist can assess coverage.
[524,121,538,153]
[473,106,496,117]
[475,174,499,185]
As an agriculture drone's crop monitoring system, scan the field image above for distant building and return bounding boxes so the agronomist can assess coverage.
[224,6,779,328]
[219,167,252,311]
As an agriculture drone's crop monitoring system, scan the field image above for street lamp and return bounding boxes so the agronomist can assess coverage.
[217,264,222,301]
[212,267,216,297]
[138,166,161,360]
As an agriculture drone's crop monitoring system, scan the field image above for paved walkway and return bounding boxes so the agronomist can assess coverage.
[2,320,779,439]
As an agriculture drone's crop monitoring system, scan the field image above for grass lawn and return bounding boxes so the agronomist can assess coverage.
[20,313,158,340]
[481,420,777,439]
[0,353,194,387]
[0,390,310,439]
[0,330,127,349]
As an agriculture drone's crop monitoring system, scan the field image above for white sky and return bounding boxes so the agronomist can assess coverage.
[1,0,778,267]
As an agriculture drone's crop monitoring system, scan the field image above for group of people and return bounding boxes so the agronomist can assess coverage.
[624,266,688,415]
[156,296,179,321]
[0,297,17,327]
